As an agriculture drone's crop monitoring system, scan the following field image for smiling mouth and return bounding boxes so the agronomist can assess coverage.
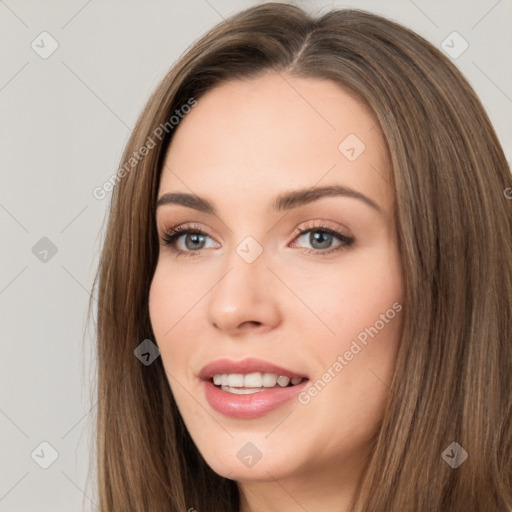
[211,372,307,394]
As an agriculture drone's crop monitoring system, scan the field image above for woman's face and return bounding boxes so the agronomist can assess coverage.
[149,71,404,492]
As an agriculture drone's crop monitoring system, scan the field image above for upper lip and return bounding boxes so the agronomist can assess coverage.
[199,358,309,381]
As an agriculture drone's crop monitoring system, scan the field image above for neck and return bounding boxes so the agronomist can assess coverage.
[237,451,368,512]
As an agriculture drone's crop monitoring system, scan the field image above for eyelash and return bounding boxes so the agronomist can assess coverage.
[159,222,354,258]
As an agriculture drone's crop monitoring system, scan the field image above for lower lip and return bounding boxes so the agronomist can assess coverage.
[202,379,309,419]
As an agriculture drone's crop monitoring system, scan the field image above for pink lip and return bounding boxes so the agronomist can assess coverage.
[202,379,309,419]
[198,357,308,381]
[199,358,309,419]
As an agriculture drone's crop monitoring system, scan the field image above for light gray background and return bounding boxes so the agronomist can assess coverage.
[1,0,510,510]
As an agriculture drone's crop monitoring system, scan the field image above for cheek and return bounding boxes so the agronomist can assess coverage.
[289,245,403,343]
[148,266,192,373]
[292,244,403,416]
[148,263,199,340]
[148,269,197,417]
[148,271,170,344]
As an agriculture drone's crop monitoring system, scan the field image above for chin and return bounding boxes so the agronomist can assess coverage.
[197,440,297,481]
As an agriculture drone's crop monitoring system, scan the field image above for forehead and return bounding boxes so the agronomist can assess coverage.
[159,72,392,216]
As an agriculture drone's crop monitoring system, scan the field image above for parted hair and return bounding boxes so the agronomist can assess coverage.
[89,3,512,511]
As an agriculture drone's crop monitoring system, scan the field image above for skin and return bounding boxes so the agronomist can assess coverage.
[149,71,404,512]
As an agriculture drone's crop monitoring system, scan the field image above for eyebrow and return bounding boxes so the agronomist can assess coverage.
[155,185,383,215]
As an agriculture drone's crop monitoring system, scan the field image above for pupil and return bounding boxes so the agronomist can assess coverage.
[185,233,205,250]
[311,231,332,249]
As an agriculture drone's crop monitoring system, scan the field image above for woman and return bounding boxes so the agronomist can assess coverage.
[90,3,512,511]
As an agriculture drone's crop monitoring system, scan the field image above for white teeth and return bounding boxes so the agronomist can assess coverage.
[276,375,290,387]
[211,372,304,388]
[244,372,262,387]
[227,374,244,387]
[220,386,265,395]
[262,373,277,387]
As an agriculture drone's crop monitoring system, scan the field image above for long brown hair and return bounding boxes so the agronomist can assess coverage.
[89,3,512,510]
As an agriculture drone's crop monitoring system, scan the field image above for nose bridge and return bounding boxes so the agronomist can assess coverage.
[217,228,270,288]
[206,234,281,332]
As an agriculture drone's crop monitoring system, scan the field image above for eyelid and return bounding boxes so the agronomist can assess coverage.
[159,222,218,246]
[290,220,353,242]
[159,219,351,240]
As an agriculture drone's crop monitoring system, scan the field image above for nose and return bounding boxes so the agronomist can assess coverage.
[206,246,282,335]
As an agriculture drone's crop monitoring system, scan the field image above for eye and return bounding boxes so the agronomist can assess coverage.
[159,222,354,258]
[290,222,354,255]
[159,223,219,258]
